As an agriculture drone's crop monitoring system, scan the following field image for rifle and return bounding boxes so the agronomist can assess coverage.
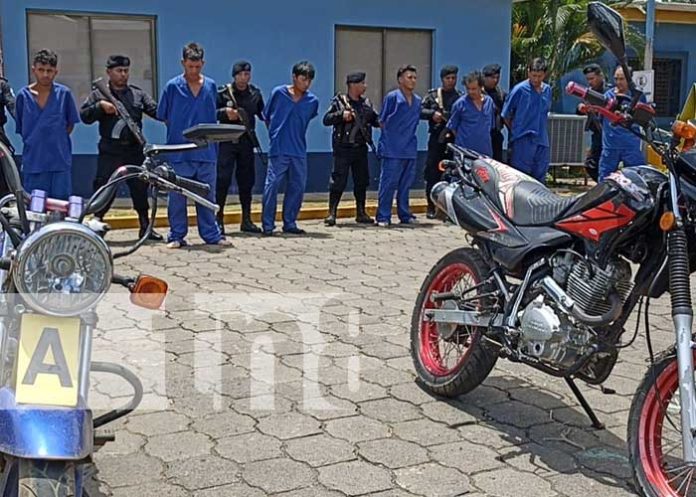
[92,78,146,146]
[337,94,378,156]
[226,85,268,167]
[433,88,454,145]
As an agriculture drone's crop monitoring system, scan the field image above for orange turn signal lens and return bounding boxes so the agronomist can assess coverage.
[672,120,696,141]
[438,160,447,172]
[130,275,168,310]
[660,212,677,232]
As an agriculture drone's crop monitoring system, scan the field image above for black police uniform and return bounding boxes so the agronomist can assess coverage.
[322,91,379,225]
[484,85,507,162]
[80,83,158,232]
[215,82,265,233]
[420,86,461,215]
[577,81,607,182]
[0,77,16,197]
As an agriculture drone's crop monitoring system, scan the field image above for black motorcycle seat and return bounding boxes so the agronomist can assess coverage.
[471,158,581,226]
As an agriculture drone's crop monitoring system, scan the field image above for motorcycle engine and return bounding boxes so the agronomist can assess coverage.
[518,254,633,369]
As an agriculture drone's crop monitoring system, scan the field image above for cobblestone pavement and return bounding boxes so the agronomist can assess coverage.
[84,218,679,497]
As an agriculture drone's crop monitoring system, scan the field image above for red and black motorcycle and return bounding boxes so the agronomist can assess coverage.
[411,4,696,496]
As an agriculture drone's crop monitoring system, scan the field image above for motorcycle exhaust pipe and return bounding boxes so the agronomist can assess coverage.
[540,277,622,327]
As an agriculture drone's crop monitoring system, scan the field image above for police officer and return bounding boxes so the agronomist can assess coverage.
[420,65,461,218]
[0,75,16,197]
[322,71,379,226]
[482,64,507,162]
[80,55,161,240]
[577,63,606,182]
[216,61,265,234]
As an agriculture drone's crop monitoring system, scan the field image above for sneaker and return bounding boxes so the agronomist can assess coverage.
[211,238,233,247]
[375,221,390,227]
[262,230,275,237]
[400,216,418,225]
[166,240,184,249]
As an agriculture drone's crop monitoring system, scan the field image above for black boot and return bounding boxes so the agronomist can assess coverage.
[138,210,163,241]
[354,190,373,224]
[240,199,261,233]
[217,212,226,236]
[324,191,341,226]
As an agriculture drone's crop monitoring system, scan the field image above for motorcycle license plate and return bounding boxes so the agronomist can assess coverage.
[15,314,81,407]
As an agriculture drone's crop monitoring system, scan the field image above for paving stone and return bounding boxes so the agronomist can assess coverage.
[473,468,556,497]
[191,409,257,438]
[111,482,189,497]
[359,398,421,423]
[256,412,322,440]
[93,452,164,488]
[318,460,393,495]
[125,411,191,436]
[392,419,462,447]
[274,486,345,497]
[193,483,266,497]
[358,438,430,468]
[144,431,212,462]
[165,454,239,490]
[394,463,470,496]
[429,441,504,474]
[215,431,282,463]
[325,415,391,442]
[242,458,316,493]
[285,434,356,467]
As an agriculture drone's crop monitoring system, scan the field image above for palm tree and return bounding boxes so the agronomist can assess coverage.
[511,0,645,99]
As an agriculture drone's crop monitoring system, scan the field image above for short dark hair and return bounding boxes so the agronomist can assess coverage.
[528,57,548,73]
[397,65,417,79]
[463,71,484,88]
[33,49,58,67]
[292,61,316,80]
[182,43,204,62]
[583,63,603,76]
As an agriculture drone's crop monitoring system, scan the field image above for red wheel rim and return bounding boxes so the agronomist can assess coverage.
[638,351,696,496]
[418,262,480,377]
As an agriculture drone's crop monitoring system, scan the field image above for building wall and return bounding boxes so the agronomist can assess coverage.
[0,0,513,196]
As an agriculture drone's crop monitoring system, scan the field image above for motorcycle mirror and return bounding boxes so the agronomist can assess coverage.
[588,2,627,63]
[129,275,168,310]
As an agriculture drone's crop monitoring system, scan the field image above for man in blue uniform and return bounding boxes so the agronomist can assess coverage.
[502,58,552,182]
[446,71,495,156]
[598,65,646,181]
[157,43,226,248]
[261,61,319,236]
[15,49,80,200]
[376,65,422,227]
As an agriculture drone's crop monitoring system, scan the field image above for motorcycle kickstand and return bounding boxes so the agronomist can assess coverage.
[565,377,605,430]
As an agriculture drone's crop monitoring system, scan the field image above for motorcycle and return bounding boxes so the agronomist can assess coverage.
[0,123,244,496]
[410,3,696,496]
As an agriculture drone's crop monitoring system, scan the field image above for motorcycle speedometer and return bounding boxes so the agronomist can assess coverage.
[13,222,113,317]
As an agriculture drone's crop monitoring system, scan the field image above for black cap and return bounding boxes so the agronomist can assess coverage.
[482,64,501,77]
[583,63,603,75]
[440,65,458,79]
[106,55,130,69]
[346,71,366,85]
[232,60,252,76]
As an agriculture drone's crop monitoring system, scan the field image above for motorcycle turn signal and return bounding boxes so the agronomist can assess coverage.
[129,275,169,310]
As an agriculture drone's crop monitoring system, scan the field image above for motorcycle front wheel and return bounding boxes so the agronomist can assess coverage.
[18,460,74,497]
[628,348,696,497]
[410,247,498,398]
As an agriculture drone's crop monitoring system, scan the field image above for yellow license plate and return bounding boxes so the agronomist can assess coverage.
[15,314,81,408]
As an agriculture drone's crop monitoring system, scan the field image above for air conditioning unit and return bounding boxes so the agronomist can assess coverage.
[547,113,587,166]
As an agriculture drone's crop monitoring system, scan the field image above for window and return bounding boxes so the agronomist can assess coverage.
[335,26,432,107]
[628,56,683,118]
[653,58,682,117]
[27,11,157,103]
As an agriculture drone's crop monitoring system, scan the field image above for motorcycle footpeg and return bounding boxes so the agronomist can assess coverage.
[94,431,116,446]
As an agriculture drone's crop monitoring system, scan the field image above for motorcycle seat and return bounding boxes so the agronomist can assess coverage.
[471,158,581,226]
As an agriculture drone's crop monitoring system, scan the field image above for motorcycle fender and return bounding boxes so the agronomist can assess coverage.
[0,387,92,460]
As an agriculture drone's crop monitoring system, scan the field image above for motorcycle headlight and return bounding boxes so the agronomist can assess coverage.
[13,222,113,317]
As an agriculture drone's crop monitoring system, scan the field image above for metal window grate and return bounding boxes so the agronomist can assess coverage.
[547,113,587,166]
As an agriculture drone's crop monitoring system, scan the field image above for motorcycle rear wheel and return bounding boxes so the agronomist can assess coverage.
[628,348,696,497]
[18,459,74,497]
[410,248,498,397]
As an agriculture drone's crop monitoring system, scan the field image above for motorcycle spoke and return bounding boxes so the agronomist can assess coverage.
[674,466,695,495]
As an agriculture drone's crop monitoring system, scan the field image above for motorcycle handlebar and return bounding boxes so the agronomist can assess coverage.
[152,165,211,198]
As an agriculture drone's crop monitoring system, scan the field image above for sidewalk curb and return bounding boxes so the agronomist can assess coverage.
[104,201,431,230]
